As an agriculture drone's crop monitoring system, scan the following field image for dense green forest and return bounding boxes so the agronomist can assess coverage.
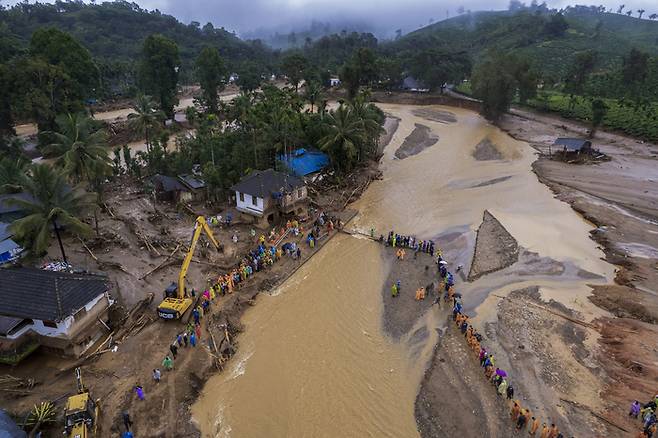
[0,0,275,96]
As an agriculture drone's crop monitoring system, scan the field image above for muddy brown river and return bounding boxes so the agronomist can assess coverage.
[192,105,614,437]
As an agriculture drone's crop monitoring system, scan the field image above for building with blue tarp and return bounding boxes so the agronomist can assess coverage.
[278,148,329,177]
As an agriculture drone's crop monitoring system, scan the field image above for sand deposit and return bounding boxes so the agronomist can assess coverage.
[394,123,439,159]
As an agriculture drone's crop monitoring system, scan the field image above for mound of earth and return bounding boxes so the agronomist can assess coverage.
[395,123,439,159]
[379,115,400,154]
[473,138,504,161]
[589,285,658,324]
[468,210,519,281]
[412,108,457,124]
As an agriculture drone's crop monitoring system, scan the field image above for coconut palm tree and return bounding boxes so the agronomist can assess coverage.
[638,9,645,18]
[128,94,165,153]
[304,81,324,113]
[649,13,658,20]
[44,113,111,184]
[349,93,385,159]
[319,105,366,172]
[0,156,29,194]
[9,164,96,262]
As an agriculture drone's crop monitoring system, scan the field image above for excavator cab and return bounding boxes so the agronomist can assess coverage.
[158,283,189,319]
[64,368,99,438]
[164,282,178,299]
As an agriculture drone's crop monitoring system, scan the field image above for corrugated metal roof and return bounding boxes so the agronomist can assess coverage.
[150,175,188,193]
[0,268,108,321]
[178,174,206,190]
[553,138,591,151]
[0,316,24,336]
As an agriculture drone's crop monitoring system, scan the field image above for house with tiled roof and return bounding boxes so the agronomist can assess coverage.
[231,169,308,226]
[0,268,113,363]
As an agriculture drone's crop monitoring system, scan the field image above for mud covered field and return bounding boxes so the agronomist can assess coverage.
[500,106,658,436]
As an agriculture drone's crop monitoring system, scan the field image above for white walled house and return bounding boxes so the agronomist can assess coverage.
[0,268,113,363]
[232,169,308,227]
[235,191,266,216]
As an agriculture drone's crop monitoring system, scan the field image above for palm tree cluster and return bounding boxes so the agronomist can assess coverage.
[5,112,107,261]
[319,93,385,172]
[128,83,385,200]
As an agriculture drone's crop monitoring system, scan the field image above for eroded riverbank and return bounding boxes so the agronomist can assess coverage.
[192,103,616,437]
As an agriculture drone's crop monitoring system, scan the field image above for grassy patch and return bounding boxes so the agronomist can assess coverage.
[528,91,658,141]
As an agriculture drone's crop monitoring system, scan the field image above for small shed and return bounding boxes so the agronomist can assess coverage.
[402,76,429,93]
[552,138,593,154]
[330,77,341,87]
[178,174,206,202]
[149,175,189,203]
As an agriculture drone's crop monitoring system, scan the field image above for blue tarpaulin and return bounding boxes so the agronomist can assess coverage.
[278,148,329,177]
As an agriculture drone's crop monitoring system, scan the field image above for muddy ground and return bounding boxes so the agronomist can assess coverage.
[380,249,439,340]
[377,238,519,438]
[395,123,439,159]
[415,315,516,438]
[0,177,360,437]
[499,106,658,436]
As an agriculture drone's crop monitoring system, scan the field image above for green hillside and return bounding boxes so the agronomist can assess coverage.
[0,1,274,88]
[391,6,658,77]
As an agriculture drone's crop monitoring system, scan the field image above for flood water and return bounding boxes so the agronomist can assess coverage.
[192,105,614,437]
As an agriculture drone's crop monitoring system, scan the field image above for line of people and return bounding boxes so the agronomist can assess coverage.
[383,230,437,256]
[387,232,567,438]
[453,301,566,437]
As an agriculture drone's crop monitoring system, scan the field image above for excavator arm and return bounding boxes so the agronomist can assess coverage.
[177,216,221,299]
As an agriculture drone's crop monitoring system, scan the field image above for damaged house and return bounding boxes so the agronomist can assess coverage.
[232,169,308,226]
[0,268,113,363]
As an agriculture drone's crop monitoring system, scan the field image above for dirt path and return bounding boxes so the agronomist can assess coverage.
[416,315,516,438]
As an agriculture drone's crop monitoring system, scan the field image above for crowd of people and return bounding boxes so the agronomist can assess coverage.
[630,397,658,437]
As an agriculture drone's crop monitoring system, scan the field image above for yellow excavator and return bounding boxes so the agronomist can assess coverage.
[157,216,221,320]
[64,367,100,438]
